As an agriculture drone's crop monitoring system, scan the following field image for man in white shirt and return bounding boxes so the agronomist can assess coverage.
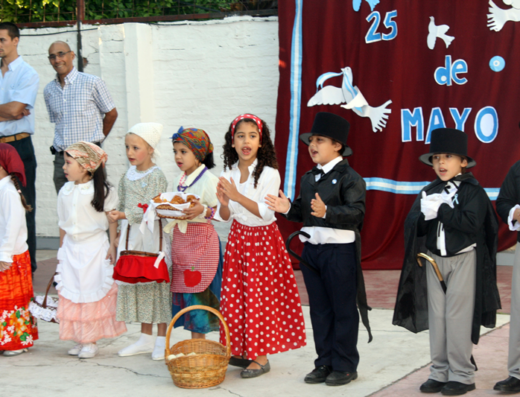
[44,40,117,193]
[0,22,40,273]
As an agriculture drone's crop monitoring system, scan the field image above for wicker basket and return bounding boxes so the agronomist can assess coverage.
[165,305,231,389]
[29,272,59,323]
[153,194,191,220]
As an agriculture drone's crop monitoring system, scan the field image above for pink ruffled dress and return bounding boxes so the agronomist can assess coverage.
[55,181,127,343]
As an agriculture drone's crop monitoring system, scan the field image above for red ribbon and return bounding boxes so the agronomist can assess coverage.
[137,203,149,213]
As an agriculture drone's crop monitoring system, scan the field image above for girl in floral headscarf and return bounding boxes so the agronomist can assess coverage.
[169,127,223,340]
[0,143,38,356]
[54,141,126,359]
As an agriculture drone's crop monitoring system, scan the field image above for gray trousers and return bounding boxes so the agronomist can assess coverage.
[53,152,67,194]
[427,250,476,384]
[509,243,520,379]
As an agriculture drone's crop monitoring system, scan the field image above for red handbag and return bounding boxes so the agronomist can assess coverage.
[113,222,170,284]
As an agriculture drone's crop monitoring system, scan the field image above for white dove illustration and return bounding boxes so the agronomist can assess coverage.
[307,67,392,132]
[427,17,455,50]
[488,0,520,32]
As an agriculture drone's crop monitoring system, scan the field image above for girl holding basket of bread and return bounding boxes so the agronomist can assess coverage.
[167,127,223,340]
[107,123,171,361]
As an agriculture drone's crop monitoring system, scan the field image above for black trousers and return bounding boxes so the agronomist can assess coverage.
[301,242,359,373]
[7,136,37,272]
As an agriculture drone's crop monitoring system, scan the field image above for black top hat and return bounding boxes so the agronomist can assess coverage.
[299,112,352,156]
[419,128,476,168]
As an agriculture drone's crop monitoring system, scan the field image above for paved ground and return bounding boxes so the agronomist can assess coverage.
[0,251,514,396]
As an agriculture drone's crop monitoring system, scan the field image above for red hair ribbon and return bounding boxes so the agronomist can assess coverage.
[230,113,263,140]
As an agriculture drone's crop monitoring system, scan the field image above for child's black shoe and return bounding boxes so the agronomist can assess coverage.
[304,365,332,384]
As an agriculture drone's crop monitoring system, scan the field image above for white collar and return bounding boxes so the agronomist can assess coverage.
[126,165,158,181]
[317,156,343,175]
[184,164,206,186]
[232,158,258,173]
[61,180,94,195]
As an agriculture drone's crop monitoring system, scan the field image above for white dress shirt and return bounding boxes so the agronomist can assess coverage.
[0,176,28,262]
[58,180,118,243]
[0,56,39,136]
[298,156,356,244]
[215,159,279,227]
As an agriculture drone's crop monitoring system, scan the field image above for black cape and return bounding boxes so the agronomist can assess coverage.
[392,173,501,344]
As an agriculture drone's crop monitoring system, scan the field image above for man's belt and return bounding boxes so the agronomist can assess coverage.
[0,132,30,143]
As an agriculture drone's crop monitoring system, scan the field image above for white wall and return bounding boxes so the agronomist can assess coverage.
[19,16,280,239]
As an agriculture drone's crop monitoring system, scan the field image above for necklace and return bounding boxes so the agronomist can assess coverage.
[177,167,207,192]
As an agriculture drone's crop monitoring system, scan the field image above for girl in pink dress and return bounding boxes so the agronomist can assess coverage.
[55,142,126,358]
[215,114,306,378]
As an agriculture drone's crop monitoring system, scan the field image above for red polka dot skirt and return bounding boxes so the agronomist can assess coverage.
[219,220,307,360]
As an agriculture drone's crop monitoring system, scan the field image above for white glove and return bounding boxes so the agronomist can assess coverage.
[420,192,444,220]
[440,190,455,208]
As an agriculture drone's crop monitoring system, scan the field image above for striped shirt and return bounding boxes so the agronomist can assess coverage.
[44,67,115,151]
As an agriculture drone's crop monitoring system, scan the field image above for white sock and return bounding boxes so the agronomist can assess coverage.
[136,333,154,347]
[152,336,166,359]
[154,336,166,347]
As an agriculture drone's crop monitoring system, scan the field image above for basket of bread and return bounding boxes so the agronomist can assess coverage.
[151,192,200,219]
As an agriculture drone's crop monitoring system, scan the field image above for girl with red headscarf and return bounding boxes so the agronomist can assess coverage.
[0,143,39,356]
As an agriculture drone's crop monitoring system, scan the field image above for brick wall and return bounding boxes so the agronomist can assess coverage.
[19,16,279,240]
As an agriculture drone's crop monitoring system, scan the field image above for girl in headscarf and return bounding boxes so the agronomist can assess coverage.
[0,143,38,356]
[168,127,223,340]
[55,141,126,359]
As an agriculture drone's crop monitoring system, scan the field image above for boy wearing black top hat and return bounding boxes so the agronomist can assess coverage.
[393,128,500,396]
[266,112,371,386]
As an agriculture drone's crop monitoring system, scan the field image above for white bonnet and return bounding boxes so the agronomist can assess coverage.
[127,122,163,158]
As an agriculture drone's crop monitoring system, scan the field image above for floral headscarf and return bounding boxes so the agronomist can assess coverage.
[171,127,213,162]
[65,141,107,172]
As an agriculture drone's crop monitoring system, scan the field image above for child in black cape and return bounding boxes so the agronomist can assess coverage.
[393,128,500,395]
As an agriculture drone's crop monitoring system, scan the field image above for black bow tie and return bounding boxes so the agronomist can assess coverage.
[312,168,324,176]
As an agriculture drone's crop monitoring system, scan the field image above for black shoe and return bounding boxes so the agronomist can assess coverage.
[441,381,475,396]
[325,371,358,386]
[494,376,520,392]
[304,365,332,384]
[420,379,447,393]
[229,356,252,368]
[240,360,270,379]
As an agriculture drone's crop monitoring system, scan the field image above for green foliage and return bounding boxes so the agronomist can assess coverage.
[0,0,250,23]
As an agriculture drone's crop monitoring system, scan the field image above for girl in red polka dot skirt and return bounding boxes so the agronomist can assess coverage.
[215,114,306,379]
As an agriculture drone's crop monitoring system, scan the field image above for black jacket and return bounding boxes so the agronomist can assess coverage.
[393,173,500,344]
[284,159,372,341]
[496,160,520,241]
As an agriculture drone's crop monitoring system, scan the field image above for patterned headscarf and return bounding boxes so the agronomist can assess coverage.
[230,113,263,140]
[0,143,26,186]
[171,127,214,162]
[65,141,107,172]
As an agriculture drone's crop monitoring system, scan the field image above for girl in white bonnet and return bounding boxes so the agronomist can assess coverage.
[107,123,171,360]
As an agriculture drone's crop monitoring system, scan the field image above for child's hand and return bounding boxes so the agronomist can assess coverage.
[514,207,520,223]
[107,210,122,223]
[218,177,241,202]
[310,193,326,218]
[106,244,117,265]
[183,199,205,220]
[216,181,230,206]
[265,190,291,213]
[0,261,11,272]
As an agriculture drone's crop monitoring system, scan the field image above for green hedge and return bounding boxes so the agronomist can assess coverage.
[0,0,239,23]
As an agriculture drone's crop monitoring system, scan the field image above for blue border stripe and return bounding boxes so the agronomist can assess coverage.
[365,178,500,200]
[283,0,303,199]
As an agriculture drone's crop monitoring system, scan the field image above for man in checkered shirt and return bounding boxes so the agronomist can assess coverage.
[44,41,118,193]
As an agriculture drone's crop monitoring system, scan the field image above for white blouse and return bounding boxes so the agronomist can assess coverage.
[0,177,28,262]
[215,159,279,227]
[174,164,219,224]
[58,180,118,243]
